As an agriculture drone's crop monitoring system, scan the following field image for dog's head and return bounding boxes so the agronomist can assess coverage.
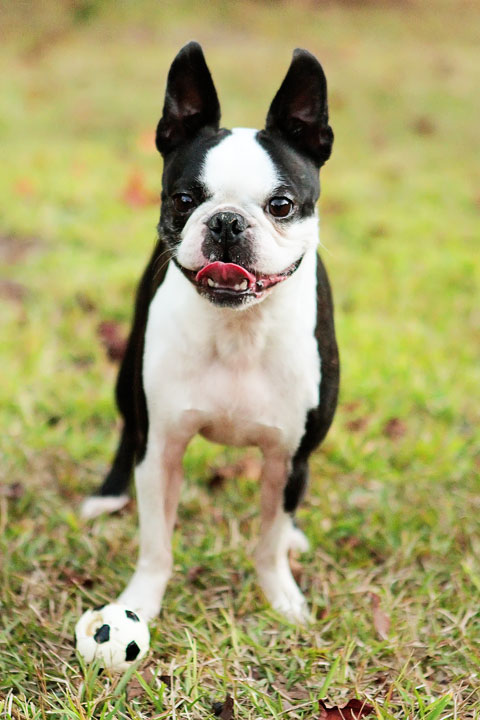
[156,42,333,309]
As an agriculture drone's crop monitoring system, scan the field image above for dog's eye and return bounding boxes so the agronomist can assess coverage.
[172,193,195,213]
[267,196,294,219]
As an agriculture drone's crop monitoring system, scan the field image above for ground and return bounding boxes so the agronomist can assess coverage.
[0,1,479,718]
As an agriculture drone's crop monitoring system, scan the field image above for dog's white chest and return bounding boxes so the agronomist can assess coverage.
[143,257,320,454]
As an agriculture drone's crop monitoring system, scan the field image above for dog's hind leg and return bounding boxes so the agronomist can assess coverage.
[80,246,168,520]
[80,426,134,519]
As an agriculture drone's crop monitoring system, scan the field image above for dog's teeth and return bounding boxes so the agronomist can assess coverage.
[239,280,248,291]
[207,278,215,287]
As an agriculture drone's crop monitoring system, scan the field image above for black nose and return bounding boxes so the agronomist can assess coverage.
[206,211,247,248]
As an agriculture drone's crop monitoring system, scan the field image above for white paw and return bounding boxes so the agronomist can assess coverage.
[80,494,130,520]
[271,591,311,624]
[288,526,310,553]
[257,562,311,624]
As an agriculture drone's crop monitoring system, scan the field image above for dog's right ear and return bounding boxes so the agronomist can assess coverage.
[156,42,221,156]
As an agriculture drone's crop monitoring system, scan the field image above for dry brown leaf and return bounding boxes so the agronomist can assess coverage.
[318,698,374,719]
[411,115,435,135]
[342,401,361,413]
[345,416,370,433]
[273,674,311,701]
[370,592,390,640]
[187,565,205,584]
[212,693,234,719]
[60,568,94,589]
[383,418,407,440]
[97,321,127,362]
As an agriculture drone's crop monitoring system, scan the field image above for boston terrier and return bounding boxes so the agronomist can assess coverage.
[81,42,339,623]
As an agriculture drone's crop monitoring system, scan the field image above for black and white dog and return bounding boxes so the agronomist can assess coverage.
[82,42,339,623]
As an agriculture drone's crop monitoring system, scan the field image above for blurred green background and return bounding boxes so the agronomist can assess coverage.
[1,1,479,718]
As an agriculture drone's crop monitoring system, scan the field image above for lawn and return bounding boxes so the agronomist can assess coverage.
[1,1,479,718]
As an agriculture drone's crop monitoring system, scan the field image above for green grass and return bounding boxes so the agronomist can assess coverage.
[1,1,479,717]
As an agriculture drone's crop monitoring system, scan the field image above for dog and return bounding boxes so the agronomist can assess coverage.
[81,42,339,623]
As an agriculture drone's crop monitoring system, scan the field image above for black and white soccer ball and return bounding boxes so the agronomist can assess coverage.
[75,603,150,672]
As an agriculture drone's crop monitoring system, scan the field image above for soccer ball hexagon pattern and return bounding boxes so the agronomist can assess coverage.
[75,603,150,672]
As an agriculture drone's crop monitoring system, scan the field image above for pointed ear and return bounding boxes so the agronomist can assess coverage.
[265,49,333,166]
[156,42,221,156]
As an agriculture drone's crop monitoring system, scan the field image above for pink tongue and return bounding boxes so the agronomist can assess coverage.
[196,262,256,288]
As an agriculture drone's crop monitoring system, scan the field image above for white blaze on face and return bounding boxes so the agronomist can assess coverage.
[201,128,278,205]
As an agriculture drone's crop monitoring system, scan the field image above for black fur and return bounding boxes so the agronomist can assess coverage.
[265,48,333,167]
[283,256,340,513]
[97,239,170,497]
[156,41,221,156]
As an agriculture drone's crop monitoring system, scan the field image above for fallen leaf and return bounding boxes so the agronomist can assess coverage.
[60,568,94,589]
[346,416,370,433]
[318,698,374,719]
[273,674,311,701]
[187,565,205,584]
[370,592,390,640]
[212,694,234,719]
[97,321,127,362]
[342,401,361,413]
[383,418,407,440]
[121,170,158,208]
[411,116,435,136]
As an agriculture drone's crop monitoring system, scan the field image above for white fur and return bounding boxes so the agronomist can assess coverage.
[118,130,322,622]
[255,511,311,623]
[80,494,129,520]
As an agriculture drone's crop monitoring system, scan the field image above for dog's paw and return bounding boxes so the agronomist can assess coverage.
[80,494,130,520]
[271,592,311,624]
[257,562,311,624]
[288,525,310,553]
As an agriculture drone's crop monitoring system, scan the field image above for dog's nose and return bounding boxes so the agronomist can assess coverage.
[206,211,247,247]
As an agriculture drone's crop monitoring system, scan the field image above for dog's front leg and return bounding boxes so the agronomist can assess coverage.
[255,451,310,623]
[118,436,185,622]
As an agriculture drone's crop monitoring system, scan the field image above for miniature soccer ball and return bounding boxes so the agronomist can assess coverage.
[75,603,150,672]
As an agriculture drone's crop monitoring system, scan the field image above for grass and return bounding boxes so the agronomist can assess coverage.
[1,0,479,717]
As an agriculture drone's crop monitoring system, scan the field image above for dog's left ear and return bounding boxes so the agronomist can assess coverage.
[265,49,333,167]
[156,41,221,156]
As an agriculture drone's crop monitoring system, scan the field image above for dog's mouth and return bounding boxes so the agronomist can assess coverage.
[178,258,302,304]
